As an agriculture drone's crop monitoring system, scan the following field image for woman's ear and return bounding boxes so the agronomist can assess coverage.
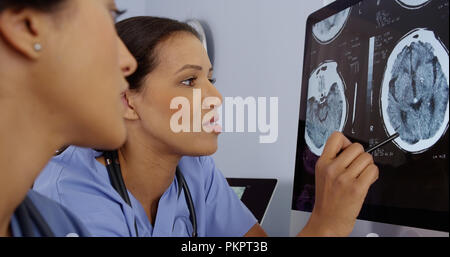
[123,92,140,121]
[0,8,45,59]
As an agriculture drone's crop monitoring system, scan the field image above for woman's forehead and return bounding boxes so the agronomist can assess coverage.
[155,33,211,73]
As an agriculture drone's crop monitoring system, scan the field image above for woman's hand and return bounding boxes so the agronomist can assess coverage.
[298,132,379,237]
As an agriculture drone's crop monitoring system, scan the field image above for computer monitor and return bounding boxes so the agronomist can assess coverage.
[292,0,449,232]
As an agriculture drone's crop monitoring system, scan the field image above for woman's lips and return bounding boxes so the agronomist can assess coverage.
[120,92,128,109]
[205,123,222,134]
[119,82,129,109]
[203,113,222,134]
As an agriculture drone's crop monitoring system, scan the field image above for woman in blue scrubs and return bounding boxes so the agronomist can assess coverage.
[0,0,137,236]
[34,16,379,237]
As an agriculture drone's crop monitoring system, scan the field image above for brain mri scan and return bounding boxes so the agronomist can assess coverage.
[381,29,449,153]
[305,61,348,156]
[312,7,351,44]
[395,0,432,9]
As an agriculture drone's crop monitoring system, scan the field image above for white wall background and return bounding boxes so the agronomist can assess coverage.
[116,0,323,236]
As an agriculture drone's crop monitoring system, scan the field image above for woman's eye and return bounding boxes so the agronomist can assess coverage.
[209,78,217,85]
[181,77,197,87]
[111,8,126,22]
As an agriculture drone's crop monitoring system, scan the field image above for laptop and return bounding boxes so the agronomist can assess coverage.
[227,178,277,224]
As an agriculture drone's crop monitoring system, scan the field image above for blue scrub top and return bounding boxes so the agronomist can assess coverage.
[10,190,90,237]
[33,146,257,237]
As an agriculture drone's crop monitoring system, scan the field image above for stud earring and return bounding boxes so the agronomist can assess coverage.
[34,43,42,52]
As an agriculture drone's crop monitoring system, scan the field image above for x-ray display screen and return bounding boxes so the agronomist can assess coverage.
[231,186,246,199]
[293,0,449,232]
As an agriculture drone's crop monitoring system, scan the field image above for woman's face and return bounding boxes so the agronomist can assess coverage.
[127,32,223,156]
[36,0,137,149]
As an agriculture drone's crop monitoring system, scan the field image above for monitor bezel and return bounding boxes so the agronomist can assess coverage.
[294,0,449,232]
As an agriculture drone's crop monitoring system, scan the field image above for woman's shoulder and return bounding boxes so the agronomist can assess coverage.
[178,155,216,175]
[37,146,100,183]
[34,146,108,199]
[52,145,101,169]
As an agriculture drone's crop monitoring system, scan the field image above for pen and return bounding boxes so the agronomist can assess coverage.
[365,132,400,153]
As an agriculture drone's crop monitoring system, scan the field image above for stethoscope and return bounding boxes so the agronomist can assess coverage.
[14,196,55,237]
[103,150,198,237]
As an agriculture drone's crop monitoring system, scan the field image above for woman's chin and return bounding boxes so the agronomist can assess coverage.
[187,141,219,156]
[82,125,126,150]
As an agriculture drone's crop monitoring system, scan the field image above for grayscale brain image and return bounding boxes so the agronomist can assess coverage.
[305,62,347,156]
[387,42,448,145]
[306,83,343,149]
[381,29,449,153]
[312,7,351,44]
[396,0,432,8]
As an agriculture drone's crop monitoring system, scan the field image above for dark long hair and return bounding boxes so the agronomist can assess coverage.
[116,16,201,91]
[0,0,66,12]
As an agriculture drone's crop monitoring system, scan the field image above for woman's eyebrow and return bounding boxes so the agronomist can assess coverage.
[107,0,118,10]
[176,64,202,74]
[175,65,214,74]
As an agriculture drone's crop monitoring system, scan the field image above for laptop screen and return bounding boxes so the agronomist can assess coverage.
[227,178,277,223]
[231,186,247,200]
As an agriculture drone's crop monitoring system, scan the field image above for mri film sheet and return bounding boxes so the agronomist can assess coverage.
[312,7,352,44]
[395,0,432,9]
[293,0,449,231]
[305,62,347,156]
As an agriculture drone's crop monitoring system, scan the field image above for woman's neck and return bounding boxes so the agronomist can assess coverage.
[0,95,64,237]
[118,133,181,225]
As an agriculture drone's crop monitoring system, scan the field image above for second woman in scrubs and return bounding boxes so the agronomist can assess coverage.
[0,0,137,237]
[34,16,379,237]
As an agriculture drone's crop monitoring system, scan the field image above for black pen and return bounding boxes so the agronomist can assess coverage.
[365,132,400,153]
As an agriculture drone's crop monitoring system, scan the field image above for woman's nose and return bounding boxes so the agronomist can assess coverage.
[118,37,138,77]
[205,82,223,106]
